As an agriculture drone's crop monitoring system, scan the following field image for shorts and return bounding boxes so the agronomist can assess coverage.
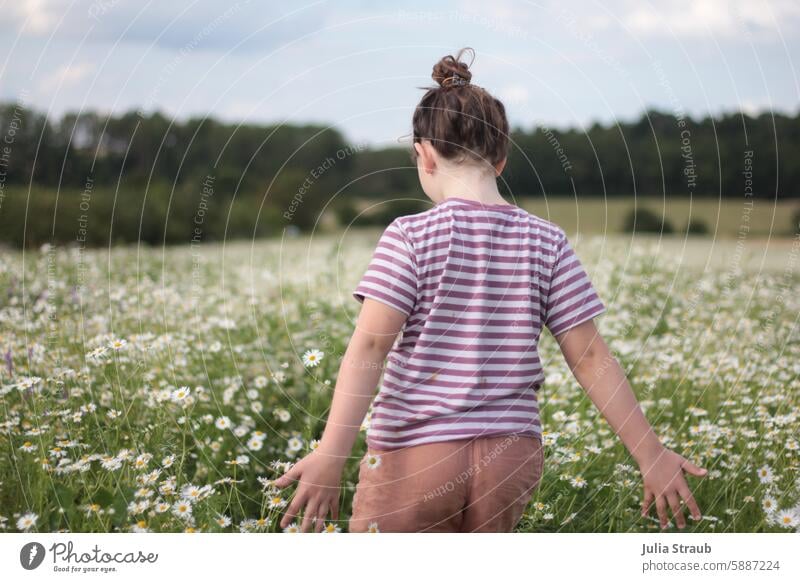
[348,433,544,532]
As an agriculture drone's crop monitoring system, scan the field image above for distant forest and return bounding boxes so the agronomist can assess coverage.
[0,102,797,247]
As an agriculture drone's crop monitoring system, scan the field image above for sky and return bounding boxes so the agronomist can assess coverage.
[1,0,799,147]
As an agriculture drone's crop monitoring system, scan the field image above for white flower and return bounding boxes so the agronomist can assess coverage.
[322,522,341,533]
[776,509,797,529]
[171,386,191,402]
[367,522,380,533]
[110,338,127,350]
[268,496,287,509]
[172,501,193,519]
[757,465,773,484]
[254,375,268,388]
[283,522,300,533]
[247,437,263,451]
[570,476,587,488]
[275,409,291,422]
[364,453,381,470]
[287,437,303,452]
[16,512,38,531]
[215,416,231,430]
[181,484,203,503]
[302,349,324,367]
[762,495,777,514]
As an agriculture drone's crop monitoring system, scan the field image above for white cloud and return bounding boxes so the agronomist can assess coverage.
[621,0,800,38]
[10,0,63,35]
[40,62,95,91]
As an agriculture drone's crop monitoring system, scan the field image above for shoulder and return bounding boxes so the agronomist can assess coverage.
[390,203,452,242]
[519,209,566,243]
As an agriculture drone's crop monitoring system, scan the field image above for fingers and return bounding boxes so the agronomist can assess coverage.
[315,501,329,533]
[280,490,306,529]
[667,492,685,529]
[331,499,339,521]
[274,463,300,489]
[678,484,702,521]
[641,488,654,518]
[301,501,319,533]
[655,495,669,529]
[680,457,708,478]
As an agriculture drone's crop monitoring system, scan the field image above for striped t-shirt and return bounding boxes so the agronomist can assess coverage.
[353,196,606,450]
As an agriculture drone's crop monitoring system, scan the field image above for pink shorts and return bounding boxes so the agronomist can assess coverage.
[348,433,544,532]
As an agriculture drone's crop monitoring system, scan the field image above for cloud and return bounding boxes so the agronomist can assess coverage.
[40,62,94,91]
[8,0,64,35]
[620,0,800,39]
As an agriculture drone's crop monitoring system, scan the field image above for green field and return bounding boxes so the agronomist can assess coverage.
[1,232,798,532]
[358,196,799,238]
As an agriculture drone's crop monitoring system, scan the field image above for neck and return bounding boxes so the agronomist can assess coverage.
[436,163,506,205]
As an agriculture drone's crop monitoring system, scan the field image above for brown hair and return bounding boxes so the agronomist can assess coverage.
[411,47,509,169]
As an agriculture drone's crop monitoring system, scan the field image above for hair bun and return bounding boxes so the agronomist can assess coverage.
[432,47,475,88]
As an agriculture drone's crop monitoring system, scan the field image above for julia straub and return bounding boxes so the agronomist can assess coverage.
[641,542,712,556]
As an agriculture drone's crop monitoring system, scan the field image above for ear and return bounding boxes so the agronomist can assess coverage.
[417,140,437,175]
[494,157,507,177]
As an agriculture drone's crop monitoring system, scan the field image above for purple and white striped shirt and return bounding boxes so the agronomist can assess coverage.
[353,197,606,450]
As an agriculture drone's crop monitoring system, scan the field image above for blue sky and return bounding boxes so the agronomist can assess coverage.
[1,0,798,147]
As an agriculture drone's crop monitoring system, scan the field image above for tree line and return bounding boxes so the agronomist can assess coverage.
[0,102,797,247]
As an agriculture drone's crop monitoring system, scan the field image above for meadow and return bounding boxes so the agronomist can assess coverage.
[1,228,798,533]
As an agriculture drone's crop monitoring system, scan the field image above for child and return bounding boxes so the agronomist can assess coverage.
[274,48,707,533]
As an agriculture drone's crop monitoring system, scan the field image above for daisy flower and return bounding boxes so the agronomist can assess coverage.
[302,349,324,367]
[16,512,38,531]
[283,522,300,533]
[110,338,127,350]
[268,496,287,509]
[215,515,232,528]
[364,453,381,469]
[254,375,268,388]
[776,509,797,529]
[170,387,191,403]
[570,476,588,488]
[247,437,263,451]
[322,522,341,533]
[367,522,380,533]
[757,465,773,484]
[287,436,303,452]
[133,453,152,470]
[181,484,203,502]
[172,501,193,520]
[215,416,231,430]
[19,441,36,453]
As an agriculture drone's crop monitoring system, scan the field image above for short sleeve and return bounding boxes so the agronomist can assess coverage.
[353,219,418,317]
[544,233,606,336]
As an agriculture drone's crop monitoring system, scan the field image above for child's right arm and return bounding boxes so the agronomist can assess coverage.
[273,297,408,532]
[554,318,708,530]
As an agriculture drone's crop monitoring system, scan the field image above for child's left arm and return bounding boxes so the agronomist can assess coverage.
[554,319,708,530]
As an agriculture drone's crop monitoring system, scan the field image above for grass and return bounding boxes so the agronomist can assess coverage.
[0,231,798,533]
[360,196,800,238]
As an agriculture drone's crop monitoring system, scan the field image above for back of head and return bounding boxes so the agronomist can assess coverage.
[412,48,510,169]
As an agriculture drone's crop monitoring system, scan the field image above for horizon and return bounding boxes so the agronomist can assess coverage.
[2,1,799,146]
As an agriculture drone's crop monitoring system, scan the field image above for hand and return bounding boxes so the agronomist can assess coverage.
[273,449,345,532]
[638,446,707,530]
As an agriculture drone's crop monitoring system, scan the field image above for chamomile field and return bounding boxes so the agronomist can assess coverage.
[1,230,798,533]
